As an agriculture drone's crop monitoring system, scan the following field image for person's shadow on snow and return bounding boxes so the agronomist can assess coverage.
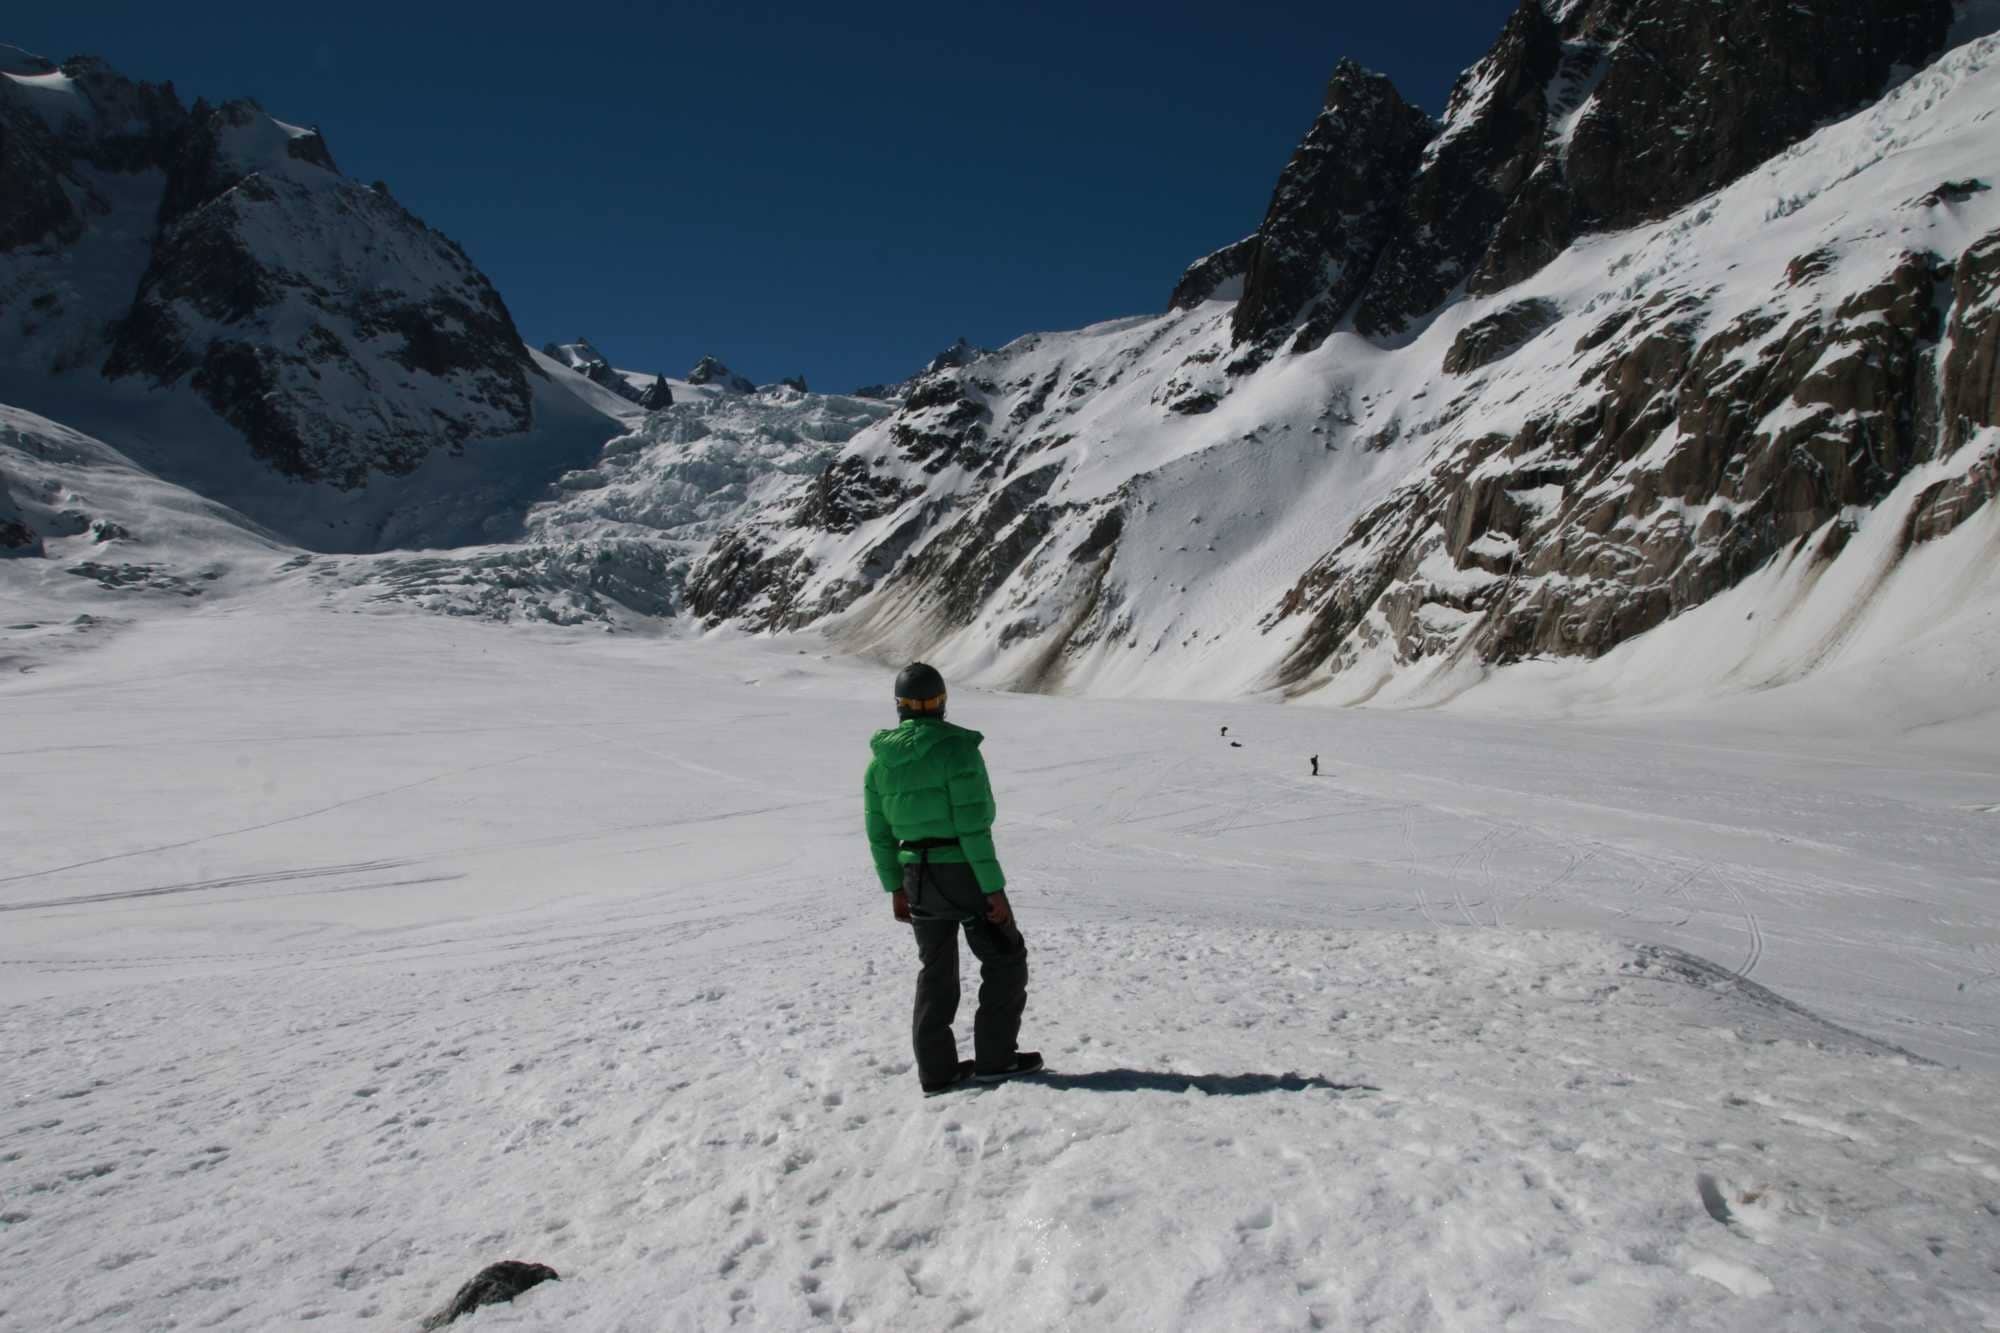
[1031,1070,1377,1095]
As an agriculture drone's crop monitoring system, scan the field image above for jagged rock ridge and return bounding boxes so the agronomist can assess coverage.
[1175,0,1954,358]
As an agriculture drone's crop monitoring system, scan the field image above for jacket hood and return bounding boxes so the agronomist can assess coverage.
[870,718,983,768]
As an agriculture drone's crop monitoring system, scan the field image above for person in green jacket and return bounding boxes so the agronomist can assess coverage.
[865,662,1039,1095]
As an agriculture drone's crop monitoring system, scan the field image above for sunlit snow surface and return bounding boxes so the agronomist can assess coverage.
[3,608,1999,1330]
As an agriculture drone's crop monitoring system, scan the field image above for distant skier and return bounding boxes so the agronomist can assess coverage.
[1220,725,1228,738]
[864,662,1039,1096]
[1310,754,1319,777]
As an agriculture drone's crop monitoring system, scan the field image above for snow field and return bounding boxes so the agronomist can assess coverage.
[2,610,1999,1328]
[10,914,1998,1331]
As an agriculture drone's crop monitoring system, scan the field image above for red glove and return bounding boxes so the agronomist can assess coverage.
[984,891,1012,926]
[892,889,912,922]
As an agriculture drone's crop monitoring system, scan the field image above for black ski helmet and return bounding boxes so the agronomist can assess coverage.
[895,661,947,719]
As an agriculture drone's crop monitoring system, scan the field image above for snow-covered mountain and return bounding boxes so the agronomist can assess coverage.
[0,44,630,549]
[688,1,2000,712]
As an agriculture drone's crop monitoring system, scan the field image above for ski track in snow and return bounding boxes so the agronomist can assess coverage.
[1,613,1999,1329]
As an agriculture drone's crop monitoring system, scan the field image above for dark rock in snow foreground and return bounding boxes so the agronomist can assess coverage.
[420,1260,559,1329]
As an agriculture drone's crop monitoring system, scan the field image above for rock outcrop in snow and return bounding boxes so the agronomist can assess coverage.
[636,376,675,411]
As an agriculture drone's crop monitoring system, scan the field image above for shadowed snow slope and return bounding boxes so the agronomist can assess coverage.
[4,611,2000,1329]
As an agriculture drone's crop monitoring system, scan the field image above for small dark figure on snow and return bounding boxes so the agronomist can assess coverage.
[1219,725,1228,737]
[865,663,1040,1095]
[1310,754,1319,776]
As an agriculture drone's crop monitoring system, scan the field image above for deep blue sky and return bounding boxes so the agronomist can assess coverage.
[17,3,1516,392]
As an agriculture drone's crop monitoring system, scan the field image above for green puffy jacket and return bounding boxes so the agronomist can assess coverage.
[863,718,1006,895]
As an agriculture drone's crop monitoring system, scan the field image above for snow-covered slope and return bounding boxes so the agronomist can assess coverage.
[690,16,2000,719]
[4,611,2000,1329]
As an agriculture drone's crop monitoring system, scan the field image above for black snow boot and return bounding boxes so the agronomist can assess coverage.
[922,1059,976,1097]
[975,1051,1043,1082]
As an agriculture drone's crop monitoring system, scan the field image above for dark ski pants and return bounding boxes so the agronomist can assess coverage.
[904,861,1027,1083]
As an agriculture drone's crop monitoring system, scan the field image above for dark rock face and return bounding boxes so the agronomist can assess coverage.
[421,1261,559,1330]
[892,369,996,472]
[1353,1,1567,339]
[778,374,809,393]
[1270,244,1973,681]
[687,355,756,393]
[0,50,186,254]
[1472,0,1953,300]
[1940,230,2000,454]
[637,375,675,410]
[1442,298,1560,375]
[544,338,645,405]
[892,464,1064,624]
[0,468,40,556]
[1167,236,1256,311]
[685,526,827,628]
[1229,62,1434,360]
[793,454,910,534]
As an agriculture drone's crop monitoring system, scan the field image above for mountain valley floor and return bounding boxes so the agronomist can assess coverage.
[2,608,1998,1330]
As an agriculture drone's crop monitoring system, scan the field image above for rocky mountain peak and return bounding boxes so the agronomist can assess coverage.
[544,337,647,404]
[687,355,756,393]
[926,337,981,373]
[1223,59,1432,362]
[1180,0,1957,359]
[158,96,340,225]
